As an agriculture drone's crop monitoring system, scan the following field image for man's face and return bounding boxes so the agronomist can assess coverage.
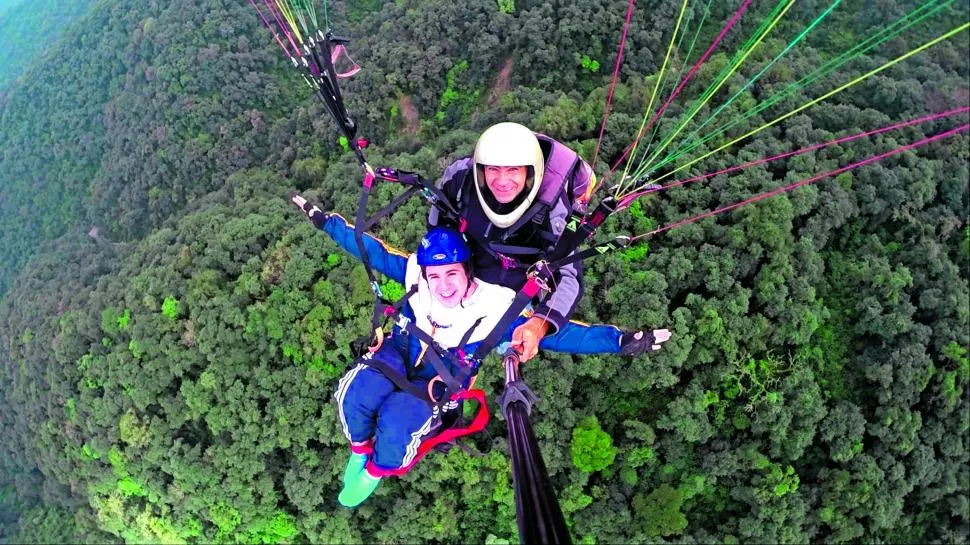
[425,263,470,308]
[483,165,528,203]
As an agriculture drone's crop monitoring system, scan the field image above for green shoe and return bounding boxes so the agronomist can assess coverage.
[338,469,381,508]
[342,452,368,486]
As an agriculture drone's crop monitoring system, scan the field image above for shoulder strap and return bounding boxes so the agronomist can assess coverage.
[534,134,587,207]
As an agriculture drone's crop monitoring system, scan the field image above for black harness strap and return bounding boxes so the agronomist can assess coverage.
[375,167,467,230]
[308,31,357,142]
[546,196,618,262]
[488,243,543,257]
[357,355,433,405]
[361,186,421,232]
[353,177,383,297]
[470,274,548,361]
[369,293,479,403]
[548,236,631,270]
[458,317,486,348]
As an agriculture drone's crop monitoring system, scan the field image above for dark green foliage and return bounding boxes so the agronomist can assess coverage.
[0,0,968,543]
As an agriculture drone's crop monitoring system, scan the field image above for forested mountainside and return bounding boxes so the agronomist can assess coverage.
[0,0,967,543]
[0,0,97,90]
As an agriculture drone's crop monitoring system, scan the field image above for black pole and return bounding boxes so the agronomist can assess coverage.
[500,353,572,545]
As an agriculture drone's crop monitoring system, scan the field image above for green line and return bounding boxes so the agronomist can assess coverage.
[291,0,310,34]
[303,0,318,30]
[645,22,970,189]
[617,0,691,196]
[620,0,792,195]
[661,0,842,168]
[632,0,795,185]
[640,0,714,162]
[659,0,948,167]
[649,0,951,172]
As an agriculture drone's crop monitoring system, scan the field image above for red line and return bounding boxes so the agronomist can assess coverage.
[640,0,753,146]
[633,123,969,240]
[617,106,970,208]
[597,0,753,193]
[591,0,636,174]
[263,0,301,54]
[249,0,291,55]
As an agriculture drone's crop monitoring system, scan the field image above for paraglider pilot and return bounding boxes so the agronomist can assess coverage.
[429,122,660,361]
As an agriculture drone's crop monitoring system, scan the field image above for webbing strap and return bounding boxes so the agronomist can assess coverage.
[310,31,357,142]
[471,276,546,361]
[361,186,420,232]
[548,197,618,262]
[372,295,473,397]
[549,236,631,271]
[358,355,432,405]
[373,167,466,228]
[353,173,382,297]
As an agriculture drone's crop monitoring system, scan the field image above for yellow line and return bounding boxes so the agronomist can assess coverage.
[618,0,691,195]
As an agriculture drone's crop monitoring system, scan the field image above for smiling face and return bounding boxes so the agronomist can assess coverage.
[424,262,471,308]
[483,165,528,204]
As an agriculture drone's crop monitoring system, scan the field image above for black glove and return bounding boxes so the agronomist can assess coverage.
[619,330,663,356]
[291,194,328,229]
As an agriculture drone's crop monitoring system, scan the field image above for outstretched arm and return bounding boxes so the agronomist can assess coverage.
[504,316,671,356]
[291,194,409,283]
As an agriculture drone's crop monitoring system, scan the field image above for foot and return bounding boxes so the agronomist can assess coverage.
[342,452,368,487]
[338,469,381,508]
[619,328,670,356]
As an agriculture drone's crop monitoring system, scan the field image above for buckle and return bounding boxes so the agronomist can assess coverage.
[498,253,518,270]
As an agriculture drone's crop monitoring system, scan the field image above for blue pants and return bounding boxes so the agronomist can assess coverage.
[334,341,436,472]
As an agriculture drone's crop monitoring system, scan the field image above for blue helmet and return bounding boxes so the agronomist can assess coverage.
[417,227,471,267]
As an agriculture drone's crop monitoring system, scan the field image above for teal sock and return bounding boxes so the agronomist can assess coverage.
[342,452,368,486]
[338,470,381,508]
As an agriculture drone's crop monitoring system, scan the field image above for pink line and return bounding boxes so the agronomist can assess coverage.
[599,0,752,192]
[263,0,301,54]
[249,0,291,55]
[616,106,970,208]
[591,0,636,175]
[639,0,753,146]
[634,123,969,240]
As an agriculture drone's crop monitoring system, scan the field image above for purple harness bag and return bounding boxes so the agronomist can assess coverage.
[534,133,592,214]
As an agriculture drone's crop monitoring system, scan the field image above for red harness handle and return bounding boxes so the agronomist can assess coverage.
[366,389,490,477]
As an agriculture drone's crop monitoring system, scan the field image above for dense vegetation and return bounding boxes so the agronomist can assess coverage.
[0,0,967,543]
[0,0,96,90]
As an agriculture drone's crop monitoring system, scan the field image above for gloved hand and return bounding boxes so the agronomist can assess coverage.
[619,328,672,356]
[290,193,328,228]
[510,316,550,363]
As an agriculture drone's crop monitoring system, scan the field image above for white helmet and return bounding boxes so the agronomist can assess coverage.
[472,122,545,228]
